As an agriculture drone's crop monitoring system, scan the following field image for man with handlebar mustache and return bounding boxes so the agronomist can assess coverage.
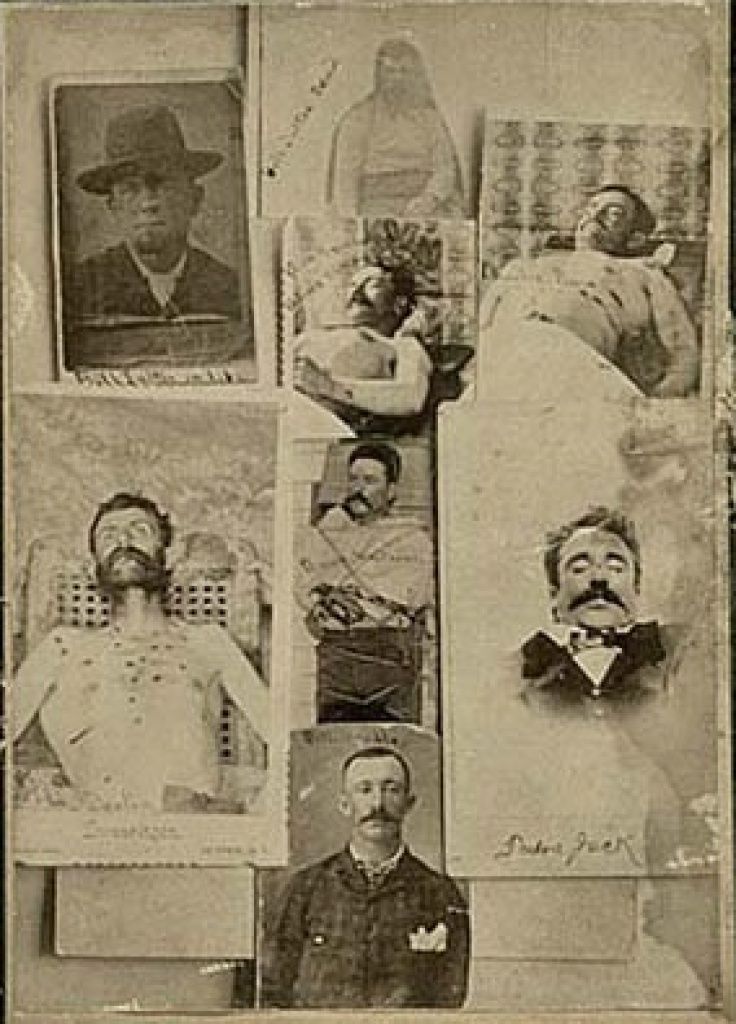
[520,505,677,707]
[459,515,708,1003]
[263,745,469,1008]
[12,492,269,811]
[293,263,433,435]
[297,442,434,724]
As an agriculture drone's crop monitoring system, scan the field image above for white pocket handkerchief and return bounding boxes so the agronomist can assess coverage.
[409,921,448,952]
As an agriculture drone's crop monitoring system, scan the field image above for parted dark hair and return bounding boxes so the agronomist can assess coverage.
[347,441,402,485]
[544,506,642,591]
[592,184,657,238]
[341,744,412,791]
[89,492,173,553]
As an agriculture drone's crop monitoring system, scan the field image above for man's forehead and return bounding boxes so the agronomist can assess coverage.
[350,266,389,290]
[348,456,388,477]
[587,189,635,211]
[94,507,160,529]
[344,754,406,784]
[559,526,633,558]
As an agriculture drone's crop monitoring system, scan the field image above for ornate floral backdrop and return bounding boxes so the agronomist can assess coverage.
[12,395,277,657]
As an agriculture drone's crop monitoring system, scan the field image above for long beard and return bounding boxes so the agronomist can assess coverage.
[96,546,168,595]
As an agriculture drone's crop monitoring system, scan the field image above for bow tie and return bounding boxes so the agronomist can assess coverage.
[521,621,666,699]
[568,626,633,653]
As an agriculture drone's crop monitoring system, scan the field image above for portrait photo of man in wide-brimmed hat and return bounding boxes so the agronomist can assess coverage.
[54,78,254,376]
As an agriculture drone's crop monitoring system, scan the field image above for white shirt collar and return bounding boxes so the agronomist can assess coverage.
[128,245,187,309]
[544,624,633,691]
[349,841,406,873]
[544,622,635,647]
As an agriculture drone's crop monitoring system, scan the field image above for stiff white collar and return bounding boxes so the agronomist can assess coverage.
[349,841,405,875]
[128,245,187,309]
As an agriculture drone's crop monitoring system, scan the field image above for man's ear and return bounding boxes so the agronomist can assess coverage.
[387,482,398,506]
[337,793,351,818]
[405,792,417,815]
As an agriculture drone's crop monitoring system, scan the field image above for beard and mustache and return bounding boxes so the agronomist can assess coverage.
[95,545,168,595]
[575,213,631,256]
[343,491,374,517]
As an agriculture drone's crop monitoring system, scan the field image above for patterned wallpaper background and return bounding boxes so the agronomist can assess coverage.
[481,119,710,281]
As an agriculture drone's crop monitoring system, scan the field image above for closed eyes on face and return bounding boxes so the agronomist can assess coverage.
[564,551,630,575]
[581,193,636,236]
[98,519,153,539]
[93,514,161,555]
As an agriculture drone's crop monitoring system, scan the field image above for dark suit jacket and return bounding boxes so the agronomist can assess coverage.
[518,622,681,715]
[69,243,242,321]
[263,847,469,1009]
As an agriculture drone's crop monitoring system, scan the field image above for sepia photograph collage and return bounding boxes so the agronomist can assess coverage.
[3,2,733,1021]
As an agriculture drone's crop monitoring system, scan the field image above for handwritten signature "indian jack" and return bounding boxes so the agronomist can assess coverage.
[493,830,643,868]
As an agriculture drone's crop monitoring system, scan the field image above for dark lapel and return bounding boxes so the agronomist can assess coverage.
[520,624,666,707]
[111,244,166,317]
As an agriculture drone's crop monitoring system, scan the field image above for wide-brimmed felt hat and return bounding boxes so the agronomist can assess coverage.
[77,104,223,195]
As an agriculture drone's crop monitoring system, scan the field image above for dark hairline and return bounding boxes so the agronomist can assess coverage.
[362,262,417,311]
[347,442,402,485]
[590,183,657,237]
[544,506,641,591]
[341,745,412,791]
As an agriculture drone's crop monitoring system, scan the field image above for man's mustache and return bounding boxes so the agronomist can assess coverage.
[100,545,159,572]
[360,811,399,825]
[569,583,628,612]
[344,492,374,514]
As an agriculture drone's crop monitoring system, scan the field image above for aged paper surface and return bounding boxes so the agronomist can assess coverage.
[4,1,732,1021]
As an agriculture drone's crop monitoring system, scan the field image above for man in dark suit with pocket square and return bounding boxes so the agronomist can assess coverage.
[262,745,469,1009]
